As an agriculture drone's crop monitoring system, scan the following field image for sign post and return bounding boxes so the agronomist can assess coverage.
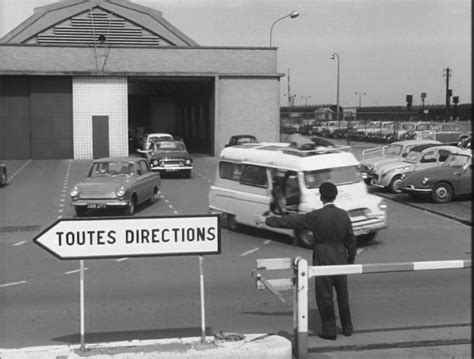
[33,215,221,350]
[80,260,85,352]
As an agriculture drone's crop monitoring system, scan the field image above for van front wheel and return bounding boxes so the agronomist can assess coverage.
[295,229,315,249]
[222,213,239,231]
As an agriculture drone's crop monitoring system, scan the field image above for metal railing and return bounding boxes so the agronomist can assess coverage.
[252,257,471,359]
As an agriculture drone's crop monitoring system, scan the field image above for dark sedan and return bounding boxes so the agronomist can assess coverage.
[400,149,472,203]
[0,163,7,187]
[70,157,161,216]
[225,135,258,147]
[138,140,193,178]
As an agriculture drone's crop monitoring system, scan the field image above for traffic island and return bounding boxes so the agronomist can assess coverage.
[0,334,292,359]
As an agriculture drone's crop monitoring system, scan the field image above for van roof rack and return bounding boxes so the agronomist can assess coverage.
[281,146,341,157]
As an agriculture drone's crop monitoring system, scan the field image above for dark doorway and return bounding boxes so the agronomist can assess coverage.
[92,116,109,158]
[128,77,214,155]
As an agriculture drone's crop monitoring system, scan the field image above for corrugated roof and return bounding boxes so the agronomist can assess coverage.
[0,0,199,47]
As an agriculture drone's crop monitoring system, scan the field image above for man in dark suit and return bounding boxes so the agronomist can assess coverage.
[254,181,356,340]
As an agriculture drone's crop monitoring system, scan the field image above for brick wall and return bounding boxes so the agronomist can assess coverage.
[73,77,128,159]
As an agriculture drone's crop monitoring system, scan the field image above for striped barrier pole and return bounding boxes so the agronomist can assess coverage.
[295,258,471,359]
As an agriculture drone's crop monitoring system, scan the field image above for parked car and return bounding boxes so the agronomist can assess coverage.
[0,163,7,187]
[320,121,347,138]
[400,149,471,203]
[360,140,441,184]
[139,133,174,150]
[417,123,470,145]
[333,121,359,139]
[366,122,394,142]
[225,135,258,147]
[457,135,472,149]
[353,121,382,141]
[398,122,433,141]
[370,144,459,193]
[138,139,193,178]
[70,157,161,216]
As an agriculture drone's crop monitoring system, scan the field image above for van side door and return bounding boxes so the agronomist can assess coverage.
[237,164,272,225]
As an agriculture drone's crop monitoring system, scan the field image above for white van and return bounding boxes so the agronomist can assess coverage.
[208,142,387,248]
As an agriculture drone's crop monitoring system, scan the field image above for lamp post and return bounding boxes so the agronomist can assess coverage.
[269,11,299,46]
[330,53,340,125]
[301,96,311,106]
[354,91,366,108]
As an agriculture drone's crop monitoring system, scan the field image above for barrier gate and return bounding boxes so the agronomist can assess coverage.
[251,257,471,359]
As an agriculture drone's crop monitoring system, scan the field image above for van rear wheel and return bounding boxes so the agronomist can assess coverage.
[295,229,315,249]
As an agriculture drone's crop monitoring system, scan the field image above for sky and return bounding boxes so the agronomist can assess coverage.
[0,0,471,107]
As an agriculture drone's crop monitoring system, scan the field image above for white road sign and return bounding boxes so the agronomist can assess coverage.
[33,215,221,260]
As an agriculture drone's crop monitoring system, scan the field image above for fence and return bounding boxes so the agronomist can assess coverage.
[252,257,471,359]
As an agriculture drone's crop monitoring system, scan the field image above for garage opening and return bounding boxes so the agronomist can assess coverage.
[128,77,214,156]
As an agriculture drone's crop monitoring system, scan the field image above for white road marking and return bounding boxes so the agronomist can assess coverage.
[116,258,128,262]
[263,240,271,245]
[241,247,260,256]
[8,159,31,181]
[0,281,27,288]
[13,241,27,246]
[65,268,88,275]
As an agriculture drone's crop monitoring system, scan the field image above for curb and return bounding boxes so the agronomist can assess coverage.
[374,192,472,227]
[0,334,292,359]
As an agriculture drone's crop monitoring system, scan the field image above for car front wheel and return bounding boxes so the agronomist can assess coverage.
[431,182,453,203]
[125,195,137,215]
[75,207,87,217]
[295,229,315,249]
[389,175,403,193]
[0,169,7,187]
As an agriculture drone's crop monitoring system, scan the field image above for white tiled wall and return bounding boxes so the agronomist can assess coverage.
[73,77,128,159]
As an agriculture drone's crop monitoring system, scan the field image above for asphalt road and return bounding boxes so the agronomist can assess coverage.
[0,155,471,357]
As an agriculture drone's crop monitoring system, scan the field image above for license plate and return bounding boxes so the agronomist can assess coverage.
[354,228,369,236]
[87,203,106,209]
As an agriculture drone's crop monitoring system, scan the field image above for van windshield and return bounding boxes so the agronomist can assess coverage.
[303,166,361,189]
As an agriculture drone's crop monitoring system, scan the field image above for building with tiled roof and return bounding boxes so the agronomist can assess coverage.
[0,0,282,159]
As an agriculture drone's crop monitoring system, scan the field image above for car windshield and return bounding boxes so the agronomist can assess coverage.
[235,136,256,144]
[384,144,403,156]
[401,123,415,131]
[404,150,422,163]
[303,165,361,189]
[89,161,134,177]
[442,154,470,167]
[154,141,185,151]
[148,135,172,143]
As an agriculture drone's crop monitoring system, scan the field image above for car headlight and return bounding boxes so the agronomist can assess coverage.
[378,200,387,210]
[421,177,429,185]
[115,186,126,197]
[185,159,192,165]
[70,186,79,197]
[153,160,159,166]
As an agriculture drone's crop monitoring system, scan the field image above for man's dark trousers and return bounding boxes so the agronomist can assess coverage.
[314,244,353,337]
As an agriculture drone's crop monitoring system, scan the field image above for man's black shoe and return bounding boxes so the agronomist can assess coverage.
[342,330,353,337]
[318,334,336,341]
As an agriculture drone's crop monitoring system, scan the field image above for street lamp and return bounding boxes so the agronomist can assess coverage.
[269,11,299,46]
[301,95,311,106]
[354,91,366,108]
[330,53,340,124]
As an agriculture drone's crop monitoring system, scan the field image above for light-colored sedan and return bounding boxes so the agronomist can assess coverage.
[401,149,471,203]
[70,157,161,216]
[370,144,461,193]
